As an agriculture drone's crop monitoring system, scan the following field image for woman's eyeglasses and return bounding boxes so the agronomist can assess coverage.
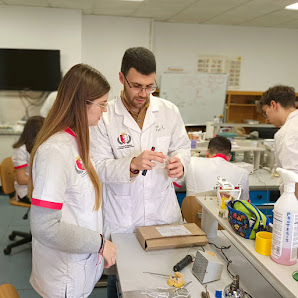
[87,100,108,109]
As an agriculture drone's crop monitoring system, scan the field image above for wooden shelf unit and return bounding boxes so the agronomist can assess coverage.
[226,91,265,123]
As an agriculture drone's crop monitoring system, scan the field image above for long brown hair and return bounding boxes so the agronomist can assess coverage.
[13,116,44,153]
[29,64,110,210]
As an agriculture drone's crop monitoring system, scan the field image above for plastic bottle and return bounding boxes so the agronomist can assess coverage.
[271,168,298,265]
[218,197,227,218]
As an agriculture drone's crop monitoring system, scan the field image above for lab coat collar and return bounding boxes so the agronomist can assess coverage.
[212,153,228,161]
[142,95,159,132]
[114,95,159,133]
[114,96,141,133]
[64,127,76,138]
[286,109,298,122]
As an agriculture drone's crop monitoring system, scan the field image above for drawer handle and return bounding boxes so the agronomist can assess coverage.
[257,195,262,199]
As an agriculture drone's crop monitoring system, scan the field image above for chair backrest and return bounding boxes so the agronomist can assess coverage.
[181,195,202,227]
[0,283,20,298]
[0,157,15,194]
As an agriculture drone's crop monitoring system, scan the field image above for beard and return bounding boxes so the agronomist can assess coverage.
[123,87,149,109]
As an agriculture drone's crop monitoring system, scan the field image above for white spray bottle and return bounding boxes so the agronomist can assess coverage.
[271,168,298,265]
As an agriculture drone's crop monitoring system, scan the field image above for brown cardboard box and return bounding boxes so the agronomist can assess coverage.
[136,223,208,251]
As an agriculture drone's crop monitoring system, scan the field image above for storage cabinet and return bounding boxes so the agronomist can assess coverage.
[226,91,265,123]
[226,90,298,123]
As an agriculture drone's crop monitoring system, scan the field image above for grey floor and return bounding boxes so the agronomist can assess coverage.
[0,194,108,297]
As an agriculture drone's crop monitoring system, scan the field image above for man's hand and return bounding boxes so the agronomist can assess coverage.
[102,239,117,269]
[165,156,184,178]
[130,150,166,172]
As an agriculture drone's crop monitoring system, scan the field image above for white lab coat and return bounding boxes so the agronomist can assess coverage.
[30,130,104,298]
[90,95,191,239]
[40,91,57,117]
[12,144,29,199]
[274,109,298,192]
[185,156,250,200]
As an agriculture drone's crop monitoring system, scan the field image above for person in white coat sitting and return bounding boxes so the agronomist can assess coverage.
[186,136,250,201]
[89,47,191,298]
[12,116,44,204]
[29,64,116,298]
[259,84,298,198]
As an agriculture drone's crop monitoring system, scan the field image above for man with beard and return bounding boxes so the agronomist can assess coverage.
[90,47,190,297]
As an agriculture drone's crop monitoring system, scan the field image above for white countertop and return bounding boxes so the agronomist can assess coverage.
[112,232,284,298]
[249,168,280,190]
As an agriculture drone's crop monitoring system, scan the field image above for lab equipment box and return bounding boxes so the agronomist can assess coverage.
[136,223,208,251]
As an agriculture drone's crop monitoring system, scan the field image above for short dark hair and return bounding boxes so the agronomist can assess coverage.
[259,85,296,109]
[121,47,156,76]
[208,136,231,156]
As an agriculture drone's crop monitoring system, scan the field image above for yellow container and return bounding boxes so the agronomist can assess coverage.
[255,231,272,256]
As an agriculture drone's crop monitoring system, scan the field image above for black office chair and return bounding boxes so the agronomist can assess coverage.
[0,157,32,255]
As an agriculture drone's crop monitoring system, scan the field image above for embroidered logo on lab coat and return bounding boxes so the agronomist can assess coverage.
[75,156,86,175]
[117,133,134,150]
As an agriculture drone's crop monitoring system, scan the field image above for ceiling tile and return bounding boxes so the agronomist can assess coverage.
[168,0,250,23]
[2,0,48,6]
[2,0,298,28]
[203,0,290,25]
[49,0,93,10]
[133,0,197,21]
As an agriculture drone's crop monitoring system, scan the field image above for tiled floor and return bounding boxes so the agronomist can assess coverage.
[0,194,107,297]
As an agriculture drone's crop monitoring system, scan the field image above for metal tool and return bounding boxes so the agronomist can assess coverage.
[201,285,210,298]
[143,271,169,278]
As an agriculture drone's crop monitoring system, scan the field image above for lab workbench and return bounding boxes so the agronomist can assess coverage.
[111,232,283,298]
[197,191,298,298]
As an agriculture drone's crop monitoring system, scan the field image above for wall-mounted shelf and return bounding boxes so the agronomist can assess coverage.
[226,91,265,123]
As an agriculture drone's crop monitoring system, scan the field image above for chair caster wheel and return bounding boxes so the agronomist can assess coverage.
[4,248,11,255]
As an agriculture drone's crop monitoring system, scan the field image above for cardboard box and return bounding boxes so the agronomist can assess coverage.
[136,223,208,251]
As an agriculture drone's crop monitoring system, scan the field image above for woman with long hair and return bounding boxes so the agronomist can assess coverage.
[12,115,44,204]
[28,64,116,298]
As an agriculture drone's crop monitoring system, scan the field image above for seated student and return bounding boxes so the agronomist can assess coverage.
[185,136,250,200]
[12,116,44,204]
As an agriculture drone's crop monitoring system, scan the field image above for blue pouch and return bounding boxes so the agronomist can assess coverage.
[227,200,270,239]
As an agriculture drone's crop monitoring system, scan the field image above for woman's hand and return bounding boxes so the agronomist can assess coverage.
[102,239,117,268]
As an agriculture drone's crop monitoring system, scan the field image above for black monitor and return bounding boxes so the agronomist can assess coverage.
[0,48,61,91]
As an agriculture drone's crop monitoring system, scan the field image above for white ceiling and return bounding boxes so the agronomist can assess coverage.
[1,0,298,28]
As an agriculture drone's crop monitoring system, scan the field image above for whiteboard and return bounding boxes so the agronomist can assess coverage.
[160,73,228,125]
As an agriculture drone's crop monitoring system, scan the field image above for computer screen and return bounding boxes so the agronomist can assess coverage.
[0,48,61,91]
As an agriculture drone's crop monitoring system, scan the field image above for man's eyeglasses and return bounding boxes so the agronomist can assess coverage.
[124,76,158,94]
[87,100,108,109]
[261,108,268,118]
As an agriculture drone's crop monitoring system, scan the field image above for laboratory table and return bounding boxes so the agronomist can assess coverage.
[111,231,285,298]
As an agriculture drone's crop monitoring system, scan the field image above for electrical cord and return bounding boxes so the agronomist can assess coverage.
[209,243,254,298]
[209,242,234,279]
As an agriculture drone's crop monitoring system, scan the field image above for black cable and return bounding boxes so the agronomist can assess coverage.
[209,242,235,278]
[209,242,254,298]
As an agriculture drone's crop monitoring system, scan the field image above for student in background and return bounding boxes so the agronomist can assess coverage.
[28,64,116,298]
[90,47,190,297]
[12,116,44,204]
[40,91,58,117]
[186,136,250,200]
[259,84,298,198]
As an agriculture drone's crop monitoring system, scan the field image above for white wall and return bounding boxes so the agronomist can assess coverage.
[153,22,298,91]
[1,7,298,121]
[82,15,152,100]
[0,6,82,123]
